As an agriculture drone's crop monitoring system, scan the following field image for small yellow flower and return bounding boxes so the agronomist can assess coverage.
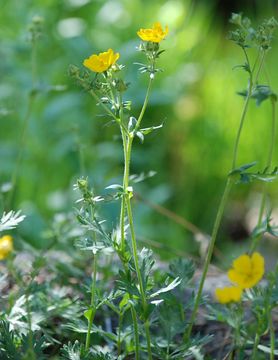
[137,22,168,43]
[215,286,242,304]
[83,48,120,73]
[0,235,13,260]
[228,252,264,289]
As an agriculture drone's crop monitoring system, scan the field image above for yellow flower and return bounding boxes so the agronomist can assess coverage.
[137,22,168,43]
[83,48,120,73]
[215,286,242,304]
[0,235,13,260]
[228,252,264,289]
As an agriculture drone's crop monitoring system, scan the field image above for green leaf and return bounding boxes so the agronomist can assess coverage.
[128,116,137,132]
[119,293,130,310]
[168,258,195,286]
[251,85,277,106]
[136,131,144,143]
[230,165,278,184]
[233,63,251,73]
[258,344,278,355]
[105,184,123,191]
[140,123,163,135]
[150,277,181,298]
[229,161,257,176]
[84,308,94,321]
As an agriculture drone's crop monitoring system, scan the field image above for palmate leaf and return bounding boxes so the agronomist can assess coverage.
[168,258,195,287]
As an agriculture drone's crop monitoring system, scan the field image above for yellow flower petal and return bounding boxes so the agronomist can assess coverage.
[228,252,264,289]
[233,254,252,275]
[137,22,168,43]
[0,235,13,260]
[83,48,120,73]
[215,286,242,304]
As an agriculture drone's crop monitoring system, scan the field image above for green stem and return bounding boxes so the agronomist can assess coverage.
[250,98,276,253]
[252,332,260,359]
[253,51,265,85]
[7,31,40,209]
[117,312,123,356]
[185,48,267,341]
[120,92,128,253]
[7,92,36,208]
[144,320,152,359]
[118,94,142,358]
[89,89,118,122]
[269,308,275,360]
[121,88,154,358]
[85,253,97,351]
[184,178,233,341]
[135,77,153,131]
[232,49,253,169]
[130,303,140,360]
[25,291,36,360]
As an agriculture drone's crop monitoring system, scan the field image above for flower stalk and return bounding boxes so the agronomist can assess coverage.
[85,253,97,351]
[185,36,270,340]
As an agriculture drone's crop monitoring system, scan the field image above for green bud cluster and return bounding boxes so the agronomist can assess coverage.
[229,13,278,50]
[28,15,44,43]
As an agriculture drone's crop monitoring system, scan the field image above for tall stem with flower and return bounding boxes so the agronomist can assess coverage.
[185,14,277,341]
[72,22,168,358]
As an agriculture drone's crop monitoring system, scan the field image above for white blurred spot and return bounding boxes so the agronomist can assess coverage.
[97,0,130,27]
[47,191,67,210]
[67,0,90,7]
[57,18,86,38]
[158,0,185,25]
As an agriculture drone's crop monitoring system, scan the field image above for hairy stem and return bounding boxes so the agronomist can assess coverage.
[185,48,267,341]
[250,97,276,252]
[130,303,140,360]
[252,331,261,359]
[118,74,154,358]
[269,308,275,360]
[85,253,97,351]
[184,178,233,341]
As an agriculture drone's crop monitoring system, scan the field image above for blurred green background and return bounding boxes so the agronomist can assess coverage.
[1,0,278,263]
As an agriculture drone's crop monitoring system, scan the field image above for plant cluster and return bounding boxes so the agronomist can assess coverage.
[1,13,278,360]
